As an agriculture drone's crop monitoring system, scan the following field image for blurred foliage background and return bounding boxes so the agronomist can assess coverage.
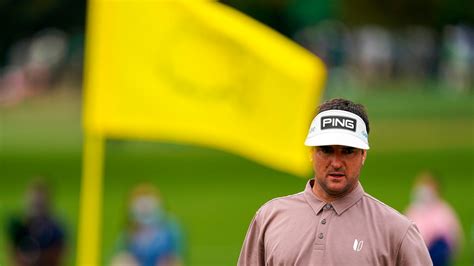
[0,0,473,265]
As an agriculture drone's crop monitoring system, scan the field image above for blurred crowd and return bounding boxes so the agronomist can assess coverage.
[295,22,474,93]
[6,181,184,266]
[1,22,473,107]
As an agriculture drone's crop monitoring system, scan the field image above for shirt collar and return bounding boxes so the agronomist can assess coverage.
[303,179,364,216]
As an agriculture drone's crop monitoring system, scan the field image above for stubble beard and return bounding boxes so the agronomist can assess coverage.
[316,175,358,199]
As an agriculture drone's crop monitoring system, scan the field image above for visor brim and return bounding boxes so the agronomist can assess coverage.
[304,132,369,150]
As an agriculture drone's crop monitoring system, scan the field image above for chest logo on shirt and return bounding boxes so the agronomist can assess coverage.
[353,239,364,252]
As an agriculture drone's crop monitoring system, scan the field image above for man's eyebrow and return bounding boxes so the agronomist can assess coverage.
[320,146,334,151]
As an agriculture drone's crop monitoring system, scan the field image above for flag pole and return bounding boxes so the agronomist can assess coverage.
[77,133,105,265]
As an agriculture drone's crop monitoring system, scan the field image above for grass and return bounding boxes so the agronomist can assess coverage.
[0,87,473,265]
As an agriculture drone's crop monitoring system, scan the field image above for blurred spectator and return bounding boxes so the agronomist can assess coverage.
[294,20,474,92]
[294,20,349,69]
[395,26,438,80]
[6,180,66,266]
[405,171,463,266]
[351,25,394,84]
[440,25,474,93]
[0,28,68,106]
[111,184,184,266]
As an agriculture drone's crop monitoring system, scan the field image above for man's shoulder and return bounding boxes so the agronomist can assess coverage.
[256,191,307,216]
[361,192,412,229]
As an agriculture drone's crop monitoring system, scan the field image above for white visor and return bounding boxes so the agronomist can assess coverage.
[304,110,370,150]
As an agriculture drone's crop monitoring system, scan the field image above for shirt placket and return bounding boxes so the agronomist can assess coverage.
[314,203,334,251]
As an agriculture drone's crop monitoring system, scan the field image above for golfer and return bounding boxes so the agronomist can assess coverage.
[238,98,432,265]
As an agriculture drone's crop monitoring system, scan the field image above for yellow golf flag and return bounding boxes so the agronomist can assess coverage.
[83,0,326,176]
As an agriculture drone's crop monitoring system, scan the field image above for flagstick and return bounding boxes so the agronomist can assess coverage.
[77,133,105,266]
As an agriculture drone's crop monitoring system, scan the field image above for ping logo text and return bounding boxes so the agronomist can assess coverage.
[321,116,356,132]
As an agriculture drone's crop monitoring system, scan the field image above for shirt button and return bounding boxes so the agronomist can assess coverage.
[321,219,326,224]
[318,233,324,239]
[324,204,332,210]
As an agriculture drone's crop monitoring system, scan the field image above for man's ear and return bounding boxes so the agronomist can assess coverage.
[362,150,367,165]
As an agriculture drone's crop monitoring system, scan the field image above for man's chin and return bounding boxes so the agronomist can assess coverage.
[325,184,349,196]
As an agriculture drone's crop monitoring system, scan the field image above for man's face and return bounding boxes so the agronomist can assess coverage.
[311,145,367,201]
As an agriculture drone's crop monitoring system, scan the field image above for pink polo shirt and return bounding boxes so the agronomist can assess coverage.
[238,179,432,265]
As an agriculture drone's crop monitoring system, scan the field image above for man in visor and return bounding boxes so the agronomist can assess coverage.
[238,98,432,266]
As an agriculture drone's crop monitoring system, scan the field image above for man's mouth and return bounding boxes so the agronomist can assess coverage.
[328,172,345,178]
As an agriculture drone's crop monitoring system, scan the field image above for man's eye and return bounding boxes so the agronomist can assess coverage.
[342,148,355,154]
[320,147,333,154]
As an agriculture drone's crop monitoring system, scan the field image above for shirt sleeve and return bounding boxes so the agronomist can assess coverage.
[237,211,265,266]
[396,223,433,266]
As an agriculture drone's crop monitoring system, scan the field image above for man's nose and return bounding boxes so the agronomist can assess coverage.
[330,154,344,169]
